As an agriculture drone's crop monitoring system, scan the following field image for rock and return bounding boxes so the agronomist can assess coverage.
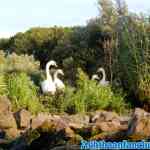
[127,108,150,137]
[90,111,129,134]
[90,131,126,141]
[68,114,90,130]
[31,113,50,130]
[39,115,69,133]
[91,110,119,123]
[64,127,83,144]
[93,120,122,132]
[64,127,75,138]
[0,96,11,114]
[0,112,17,129]
[119,116,130,125]
[51,144,80,150]
[14,109,31,129]
[5,127,20,139]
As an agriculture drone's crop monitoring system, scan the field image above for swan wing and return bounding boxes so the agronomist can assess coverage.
[54,79,65,89]
[41,80,50,93]
[41,80,56,94]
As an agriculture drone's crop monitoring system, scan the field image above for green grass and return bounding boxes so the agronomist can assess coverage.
[50,68,130,114]
[7,72,43,114]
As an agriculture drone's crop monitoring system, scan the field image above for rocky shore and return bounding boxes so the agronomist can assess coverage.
[0,96,150,150]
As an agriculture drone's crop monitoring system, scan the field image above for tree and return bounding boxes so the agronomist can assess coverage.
[115,0,128,16]
[98,0,118,32]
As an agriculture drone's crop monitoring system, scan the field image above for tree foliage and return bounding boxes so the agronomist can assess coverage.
[0,0,149,108]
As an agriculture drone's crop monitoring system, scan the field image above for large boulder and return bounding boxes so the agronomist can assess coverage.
[4,127,20,139]
[93,120,124,133]
[0,96,11,114]
[31,113,51,130]
[0,97,20,140]
[91,110,119,123]
[38,115,69,133]
[0,112,17,129]
[127,108,150,138]
[90,110,129,134]
[66,113,90,130]
[14,109,31,129]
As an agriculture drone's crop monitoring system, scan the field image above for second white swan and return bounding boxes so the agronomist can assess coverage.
[54,69,65,90]
[97,67,109,86]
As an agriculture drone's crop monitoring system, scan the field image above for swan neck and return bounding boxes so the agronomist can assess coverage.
[101,70,106,81]
[46,64,52,80]
[54,71,58,79]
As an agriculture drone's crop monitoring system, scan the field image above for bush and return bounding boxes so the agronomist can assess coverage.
[0,51,40,74]
[7,72,43,114]
[137,63,150,103]
[0,73,8,96]
[63,68,129,114]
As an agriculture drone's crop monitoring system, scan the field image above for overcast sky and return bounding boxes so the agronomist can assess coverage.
[0,0,150,38]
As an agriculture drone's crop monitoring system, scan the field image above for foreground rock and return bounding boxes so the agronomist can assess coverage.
[51,144,80,150]
[91,110,129,133]
[1,103,150,149]
[0,96,11,114]
[31,113,50,130]
[0,112,17,129]
[127,108,150,139]
[15,109,31,129]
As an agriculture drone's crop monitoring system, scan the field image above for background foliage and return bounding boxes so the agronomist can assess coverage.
[0,0,149,113]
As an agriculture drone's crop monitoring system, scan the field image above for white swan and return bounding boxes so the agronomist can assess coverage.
[41,60,57,94]
[97,67,109,86]
[91,74,100,81]
[54,69,65,90]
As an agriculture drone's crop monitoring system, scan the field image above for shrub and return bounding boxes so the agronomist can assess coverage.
[63,68,129,114]
[0,73,8,96]
[39,86,76,113]
[0,51,40,74]
[137,63,150,103]
[7,72,43,114]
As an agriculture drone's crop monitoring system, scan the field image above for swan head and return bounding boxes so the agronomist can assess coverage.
[56,69,64,76]
[47,60,57,68]
[91,74,99,80]
[97,67,105,73]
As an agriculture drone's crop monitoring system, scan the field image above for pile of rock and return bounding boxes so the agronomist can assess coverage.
[0,96,19,140]
[1,96,150,150]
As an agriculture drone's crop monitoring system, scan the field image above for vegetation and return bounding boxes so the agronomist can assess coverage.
[7,72,43,114]
[62,68,128,114]
[0,0,149,114]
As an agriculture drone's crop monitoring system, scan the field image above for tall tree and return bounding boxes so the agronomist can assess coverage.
[98,0,118,82]
[98,0,117,32]
[115,0,128,16]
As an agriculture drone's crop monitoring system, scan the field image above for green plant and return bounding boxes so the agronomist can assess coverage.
[137,63,150,103]
[6,53,40,74]
[0,51,40,74]
[63,68,129,114]
[7,72,43,114]
[0,73,8,96]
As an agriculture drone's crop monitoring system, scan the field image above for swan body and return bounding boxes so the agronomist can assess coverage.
[97,67,109,86]
[54,69,65,90]
[41,60,57,94]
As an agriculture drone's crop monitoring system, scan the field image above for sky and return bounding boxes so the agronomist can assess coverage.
[0,0,150,38]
